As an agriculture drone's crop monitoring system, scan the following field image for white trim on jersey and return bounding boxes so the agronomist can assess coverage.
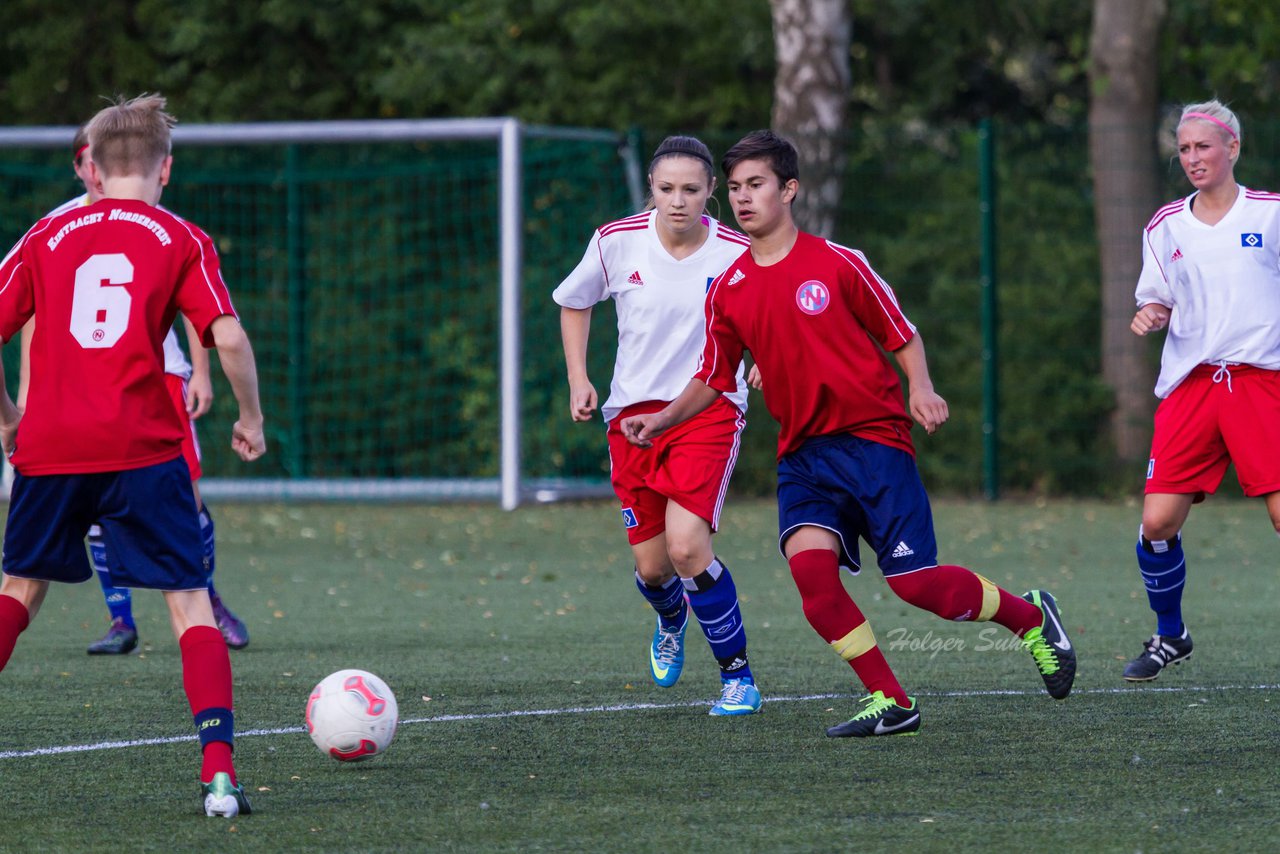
[826,239,918,343]
[1136,187,1280,397]
[553,210,751,423]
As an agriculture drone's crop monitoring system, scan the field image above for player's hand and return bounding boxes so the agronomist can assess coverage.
[1131,303,1171,336]
[908,388,949,435]
[0,411,20,458]
[231,419,266,462]
[568,380,598,422]
[747,363,763,391]
[621,413,662,448]
[186,372,214,419]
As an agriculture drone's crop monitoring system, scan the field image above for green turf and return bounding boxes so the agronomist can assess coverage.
[2,497,1278,852]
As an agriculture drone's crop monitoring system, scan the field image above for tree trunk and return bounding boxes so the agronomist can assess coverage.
[1089,0,1167,464]
[769,0,850,237]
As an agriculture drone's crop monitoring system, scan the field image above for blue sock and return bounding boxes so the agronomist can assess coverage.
[634,571,686,631]
[198,505,219,598]
[1136,530,1186,638]
[682,558,752,681]
[89,525,134,628]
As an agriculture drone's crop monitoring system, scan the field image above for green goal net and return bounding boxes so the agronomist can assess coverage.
[0,120,639,505]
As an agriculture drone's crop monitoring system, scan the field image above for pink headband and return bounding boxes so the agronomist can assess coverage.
[1182,111,1238,140]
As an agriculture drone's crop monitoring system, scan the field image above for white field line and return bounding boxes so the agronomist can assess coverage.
[2,682,1277,760]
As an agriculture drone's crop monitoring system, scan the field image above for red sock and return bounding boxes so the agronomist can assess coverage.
[887,565,983,620]
[179,625,236,784]
[888,565,1042,636]
[0,594,31,672]
[994,589,1044,637]
[789,549,909,707]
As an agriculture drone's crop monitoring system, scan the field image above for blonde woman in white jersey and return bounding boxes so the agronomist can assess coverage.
[16,127,250,654]
[1124,100,1280,681]
[554,136,761,715]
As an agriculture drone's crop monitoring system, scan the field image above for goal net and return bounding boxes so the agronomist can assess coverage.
[0,119,641,507]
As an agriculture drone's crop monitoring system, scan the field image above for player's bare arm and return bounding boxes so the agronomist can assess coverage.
[622,378,721,447]
[182,314,214,418]
[0,344,22,456]
[16,318,33,412]
[559,306,598,421]
[1131,302,1171,336]
[892,334,949,435]
[210,315,266,462]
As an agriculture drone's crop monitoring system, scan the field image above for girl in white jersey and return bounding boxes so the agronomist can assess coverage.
[1124,100,1280,681]
[554,136,761,715]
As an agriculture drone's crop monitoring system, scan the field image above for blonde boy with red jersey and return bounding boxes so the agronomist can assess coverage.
[0,94,265,816]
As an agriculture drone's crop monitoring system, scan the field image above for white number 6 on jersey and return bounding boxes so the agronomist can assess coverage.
[70,253,133,348]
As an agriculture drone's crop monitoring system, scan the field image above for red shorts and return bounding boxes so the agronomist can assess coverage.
[165,374,203,481]
[1146,364,1280,497]
[606,397,745,545]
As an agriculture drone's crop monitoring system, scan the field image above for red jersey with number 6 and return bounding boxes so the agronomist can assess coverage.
[0,199,237,475]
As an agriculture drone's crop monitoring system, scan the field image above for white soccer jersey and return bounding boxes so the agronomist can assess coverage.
[45,194,193,379]
[554,211,751,423]
[1136,187,1280,397]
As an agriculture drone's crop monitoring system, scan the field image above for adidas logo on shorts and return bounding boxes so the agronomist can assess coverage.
[891,541,915,558]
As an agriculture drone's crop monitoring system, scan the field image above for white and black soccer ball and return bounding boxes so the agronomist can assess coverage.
[306,669,399,761]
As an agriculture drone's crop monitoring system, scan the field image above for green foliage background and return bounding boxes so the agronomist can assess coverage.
[5,0,1280,495]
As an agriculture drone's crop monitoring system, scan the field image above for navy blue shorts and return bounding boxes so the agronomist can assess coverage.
[3,456,205,590]
[776,434,938,577]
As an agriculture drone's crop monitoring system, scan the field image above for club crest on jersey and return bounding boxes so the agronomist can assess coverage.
[1241,233,1263,248]
[795,280,830,315]
[621,507,639,529]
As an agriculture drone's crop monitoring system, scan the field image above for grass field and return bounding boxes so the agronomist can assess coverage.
[1,496,1278,853]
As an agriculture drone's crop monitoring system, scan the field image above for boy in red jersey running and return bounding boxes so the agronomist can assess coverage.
[0,94,264,815]
[624,130,1075,737]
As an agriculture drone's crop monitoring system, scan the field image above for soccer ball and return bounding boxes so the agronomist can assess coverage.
[306,669,399,761]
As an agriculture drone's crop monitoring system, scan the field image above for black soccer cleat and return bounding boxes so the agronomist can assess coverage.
[1123,627,1193,682]
[825,691,921,738]
[1021,590,1076,699]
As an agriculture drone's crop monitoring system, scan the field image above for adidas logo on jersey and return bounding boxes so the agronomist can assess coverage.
[627,270,645,286]
[727,269,745,286]
[1170,248,1183,262]
[891,541,915,558]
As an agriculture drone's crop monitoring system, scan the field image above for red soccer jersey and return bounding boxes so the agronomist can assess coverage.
[695,231,917,459]
[0,199,237,475]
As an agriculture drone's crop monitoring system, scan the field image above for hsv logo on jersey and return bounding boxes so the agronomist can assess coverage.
[1170,248,1183,263]
[1241,233,1263,248]
[795,280,831,315]
[627,270,645,286]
